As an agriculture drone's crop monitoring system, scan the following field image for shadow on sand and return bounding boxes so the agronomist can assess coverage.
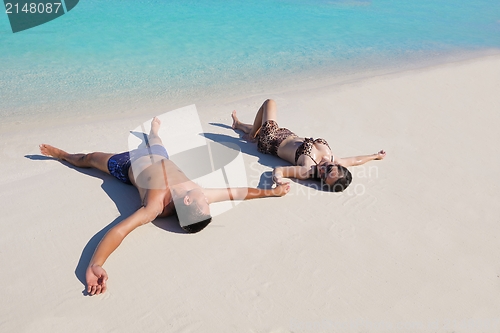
[27,124,329,295]
[206,123,332,192]
[26,147,184,295]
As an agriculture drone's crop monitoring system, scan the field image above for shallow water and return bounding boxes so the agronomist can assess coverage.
[1,0,499,118]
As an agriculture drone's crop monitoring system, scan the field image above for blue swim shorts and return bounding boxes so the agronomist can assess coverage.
[107,145,169,184]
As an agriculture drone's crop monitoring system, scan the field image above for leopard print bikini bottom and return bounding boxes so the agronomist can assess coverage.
[257,120,331,167]
[257,120,297,157]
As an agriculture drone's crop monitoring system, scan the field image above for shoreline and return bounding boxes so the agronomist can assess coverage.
[1,48,499,133]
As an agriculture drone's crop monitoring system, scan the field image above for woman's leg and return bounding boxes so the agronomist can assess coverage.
[39,144,114,174]
[232,99,278,138]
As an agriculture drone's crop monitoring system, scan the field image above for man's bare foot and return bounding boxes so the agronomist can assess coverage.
[231,110,240,129]
[151,117,161,135]
[39,144,66,159]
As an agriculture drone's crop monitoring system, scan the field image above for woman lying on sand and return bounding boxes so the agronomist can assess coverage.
[40,117,289,295]
[231,99,386,191]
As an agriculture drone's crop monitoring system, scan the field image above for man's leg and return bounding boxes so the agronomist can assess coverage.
[39,144,114,174]
[147,117,164,147]
[231,99,278,138]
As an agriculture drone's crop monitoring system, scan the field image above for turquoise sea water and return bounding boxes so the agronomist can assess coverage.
[1,0,499,118]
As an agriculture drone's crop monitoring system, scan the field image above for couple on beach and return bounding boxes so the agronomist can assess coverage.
[40,99,386,295]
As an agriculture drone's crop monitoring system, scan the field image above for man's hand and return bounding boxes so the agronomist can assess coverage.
[272,183,291,197]
[86,264,108,295]
[272,168,289,185]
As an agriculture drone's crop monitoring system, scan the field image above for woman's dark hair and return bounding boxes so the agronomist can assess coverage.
[325,165,352,192]
[173,198,212,233]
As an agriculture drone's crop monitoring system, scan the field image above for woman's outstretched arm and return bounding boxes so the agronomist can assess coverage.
[336,150,386,167]
[272,165,311,184]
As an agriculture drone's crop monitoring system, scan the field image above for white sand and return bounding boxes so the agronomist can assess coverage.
[1,54,500,333]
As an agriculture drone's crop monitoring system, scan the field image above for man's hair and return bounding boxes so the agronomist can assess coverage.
[324,165,352,192]
[173,198,212,233]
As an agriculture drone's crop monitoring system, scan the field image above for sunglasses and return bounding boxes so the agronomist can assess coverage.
[322,163,339,182]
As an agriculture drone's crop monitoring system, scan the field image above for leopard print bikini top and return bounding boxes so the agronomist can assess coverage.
[294,138,333,179]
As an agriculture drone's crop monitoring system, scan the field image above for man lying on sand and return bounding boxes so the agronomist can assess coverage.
[40,117,290,295]
[231,99,386,191]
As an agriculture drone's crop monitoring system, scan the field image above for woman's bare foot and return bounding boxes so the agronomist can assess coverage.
[39,144,66,159]
[151,117,161,135]
[231,110,240,129]
[231,110,257,142]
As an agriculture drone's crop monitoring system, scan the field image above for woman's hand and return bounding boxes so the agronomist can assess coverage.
[375,150,386,160]
[243,133,257,143]
[86,264,108,295]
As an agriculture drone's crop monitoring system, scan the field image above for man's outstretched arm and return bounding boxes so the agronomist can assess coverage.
[86,203,162,295]
[205,183,290,204]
